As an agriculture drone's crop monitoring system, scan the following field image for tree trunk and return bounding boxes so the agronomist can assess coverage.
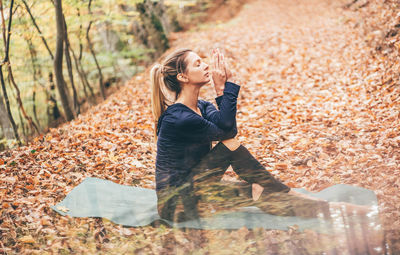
[47,73,61,128]
[32,89,41,131]
[77,8,83,61]
[63,14,80,114]
[54,0,75,121]
[7,63,40,135]
[74,8,96,104]
[1,0,40,136]
[87,0,106,100]
[0,88,14,139]
[70,44,96,104]
[25,38,42,132]
[17,104,27,143]
[0,0,20,144]
[86,21,106,100]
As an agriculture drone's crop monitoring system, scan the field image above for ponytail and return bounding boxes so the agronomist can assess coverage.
[150,64,167,142]
[149,48,192,143]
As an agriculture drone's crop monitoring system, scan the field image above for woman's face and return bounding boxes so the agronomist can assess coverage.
[182,52,210,86]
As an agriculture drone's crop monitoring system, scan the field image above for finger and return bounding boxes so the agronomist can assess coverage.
[224,59,231,77]
[211,50,216,70]
[217,49,221,69]
[220,53,225,69]
[211,49,217,70]
[219,50,225,71]
[216,50,221,70]
[215,52,219,71]
[221,53,227,75]
[222,58,227,75]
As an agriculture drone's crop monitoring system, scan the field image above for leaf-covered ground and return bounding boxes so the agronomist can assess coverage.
[1,0,399,254]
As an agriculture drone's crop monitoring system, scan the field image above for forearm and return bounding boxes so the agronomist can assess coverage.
[210,82,240,129]
[215,77,240,97]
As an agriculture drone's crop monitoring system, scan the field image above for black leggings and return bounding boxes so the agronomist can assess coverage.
[157,142,330,222]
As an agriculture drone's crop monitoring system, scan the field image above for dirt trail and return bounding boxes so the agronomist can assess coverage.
[1,0,399,253]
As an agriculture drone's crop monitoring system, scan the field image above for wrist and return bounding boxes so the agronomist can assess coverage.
[215,85,224,96]
[216,90,224,97]
[226,77,239,84]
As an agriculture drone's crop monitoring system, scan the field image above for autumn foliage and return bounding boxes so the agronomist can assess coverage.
[1,0,399,254]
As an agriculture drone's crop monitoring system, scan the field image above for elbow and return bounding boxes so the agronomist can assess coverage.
[232,127,238,138]
[220,120,235,130]
[227,126,238,139]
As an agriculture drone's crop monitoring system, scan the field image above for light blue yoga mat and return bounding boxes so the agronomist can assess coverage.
[51,177,380,233]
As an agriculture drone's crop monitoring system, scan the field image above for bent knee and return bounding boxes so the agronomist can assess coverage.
[221,138,241,151]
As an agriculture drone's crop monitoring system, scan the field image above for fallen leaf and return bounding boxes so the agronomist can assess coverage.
[275,163,288,170]
[19,235,35,244]
[56,206,70,213]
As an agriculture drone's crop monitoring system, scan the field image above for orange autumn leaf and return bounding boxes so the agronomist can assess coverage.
[275,163,288,170]
[26,184,35,190]
[19,235,35,244]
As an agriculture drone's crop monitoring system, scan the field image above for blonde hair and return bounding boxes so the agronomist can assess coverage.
[150,48,192,142]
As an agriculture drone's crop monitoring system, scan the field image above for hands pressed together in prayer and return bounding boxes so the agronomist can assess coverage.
[210,48,235,97]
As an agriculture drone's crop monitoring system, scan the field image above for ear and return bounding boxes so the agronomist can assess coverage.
[177,73,188,83]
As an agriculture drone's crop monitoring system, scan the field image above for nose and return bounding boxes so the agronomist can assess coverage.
[204,63,209,71]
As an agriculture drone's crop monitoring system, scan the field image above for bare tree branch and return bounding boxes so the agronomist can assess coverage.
[21,0,54,60]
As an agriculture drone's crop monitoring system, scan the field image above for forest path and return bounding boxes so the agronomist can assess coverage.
[1,0,399,252]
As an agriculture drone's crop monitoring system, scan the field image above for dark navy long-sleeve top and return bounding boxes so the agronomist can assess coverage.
[155,82,241,191]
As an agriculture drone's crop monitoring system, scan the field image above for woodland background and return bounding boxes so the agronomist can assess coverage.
[1,0,400,254]
[0,0,243,150]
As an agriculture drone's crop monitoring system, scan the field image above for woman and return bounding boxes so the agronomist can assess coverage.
[150,48,370,223]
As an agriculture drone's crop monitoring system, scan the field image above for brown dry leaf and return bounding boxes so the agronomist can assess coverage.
[40,218,51,226]
[56,206,70,213]
[19,235,35,244]
[275,163,288,170]
[120,228,133,236]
